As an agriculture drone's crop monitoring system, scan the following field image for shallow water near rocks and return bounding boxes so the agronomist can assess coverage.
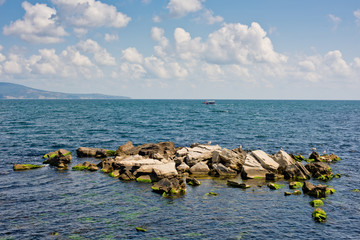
[0,99,360,239]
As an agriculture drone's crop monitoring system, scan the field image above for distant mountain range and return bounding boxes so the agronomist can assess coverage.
[0,82,130,99]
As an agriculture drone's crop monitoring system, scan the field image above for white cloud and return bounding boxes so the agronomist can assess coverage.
[354,9,360,26]
[0,53,5,62]
[122,47,143,64]
[144,56,169,78]
[151,27,169,47]
[0,0,6,6]
[167,0,204,18]
[104,33,118,42]
[142,0,151,4]
[120,62,146,79]
[77,39,116,66]
[3,1,67,43]
[201,9,223,24]
[52,0,131,28]
[328,14,341,30]
[204,22,288,64]
[73,28,88,36]
[174,28,204,60]
[3,54,23,74]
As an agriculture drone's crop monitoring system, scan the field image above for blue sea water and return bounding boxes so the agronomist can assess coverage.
[0,99,359,239]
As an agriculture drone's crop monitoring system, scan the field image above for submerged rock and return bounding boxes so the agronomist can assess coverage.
[267,183,284,190]
[227,180,250,189]
[13,164,44,171]
[186,177,201,186]
[319,154,341,163]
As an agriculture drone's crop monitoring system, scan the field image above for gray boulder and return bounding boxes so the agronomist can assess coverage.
[210,163,237,176]
[212,148,245,172]
[180,144,221,167]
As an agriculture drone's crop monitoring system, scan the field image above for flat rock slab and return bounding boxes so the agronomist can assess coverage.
[251,150,279,172]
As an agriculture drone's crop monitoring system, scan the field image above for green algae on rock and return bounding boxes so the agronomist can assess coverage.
[312,208,327,223]
[13,164,44,171]
[292,190,302,195]
[289,181,303,189]
[310,199,324,207]
[267,183,284,190]
[136,227,147,232]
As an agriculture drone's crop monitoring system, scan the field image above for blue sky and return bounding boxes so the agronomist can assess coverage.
[0,0,360,99]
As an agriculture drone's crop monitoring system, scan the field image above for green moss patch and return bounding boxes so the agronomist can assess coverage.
[316,174,334,181]
[267,183,284,190]
[136,227,147,232]
[136,177,152,183]
[310,199,324,207]
[206,192,218,196]
[13,164,44,171]
[106,150,116,156]
[293,155,305,162]
[72,166,88,171]
[289,182,303,189]
[352,189,360,193]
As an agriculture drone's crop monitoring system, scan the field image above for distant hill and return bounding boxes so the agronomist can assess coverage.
[0,82,130,99]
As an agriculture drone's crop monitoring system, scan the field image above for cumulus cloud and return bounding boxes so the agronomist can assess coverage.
[122,47,143,64]
[3,54,23,74]
[52,0,131,28]
[3,1,67,43]
[205,23,288,64]
[328,14,341,30]
[77,39,116,66]
[167,0,204,18]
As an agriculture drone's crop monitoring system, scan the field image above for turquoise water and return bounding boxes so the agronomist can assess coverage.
[0,100,359,239]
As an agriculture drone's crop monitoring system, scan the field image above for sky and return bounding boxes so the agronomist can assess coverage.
[0,0,360,99]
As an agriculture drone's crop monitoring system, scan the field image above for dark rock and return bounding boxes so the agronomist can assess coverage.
[151,178,186,196]
[292,190,302,195]
[76,147,112,158]
[309,151,320,161]
[283,161,310,180]
[72,161,98,171]
[126,142,176,159]
[115,141,135,156]
[136,175,153,183]
[186,177,201,186]
[302,181,335,198]
[305,162,333,180]
[43,149,72,168]
[119,169,136,181]
[267,183,284,190]
[227,180,250,189]
[265,173,283,181]
[284,192,292,196]
[97,158,115,173]
[289,181,304,189]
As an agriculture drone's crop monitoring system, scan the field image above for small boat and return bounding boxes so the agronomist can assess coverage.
[202,100,215,105]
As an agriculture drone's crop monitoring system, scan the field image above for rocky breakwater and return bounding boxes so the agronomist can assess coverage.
[14,141,341,222]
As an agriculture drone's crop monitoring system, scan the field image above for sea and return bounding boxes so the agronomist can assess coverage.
[0,99,359,240]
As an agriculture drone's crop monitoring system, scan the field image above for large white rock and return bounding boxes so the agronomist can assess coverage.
[117,158,163,168]
[134,162,178,179]
[241,154,269,179]
[185,145,222,166]
[273,150,295,168]
[212,148,245,171]
[251,150,279,172]
[189,162,210,175]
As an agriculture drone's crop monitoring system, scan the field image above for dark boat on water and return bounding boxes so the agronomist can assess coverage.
[202,100,215,105]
